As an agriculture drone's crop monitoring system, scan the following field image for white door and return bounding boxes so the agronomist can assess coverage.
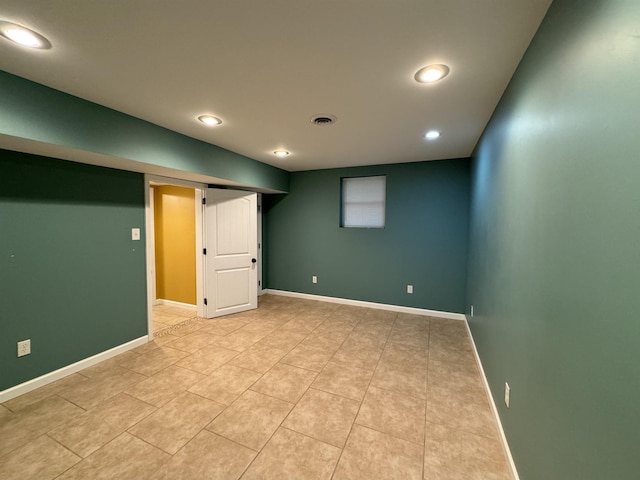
[205,188,258,318]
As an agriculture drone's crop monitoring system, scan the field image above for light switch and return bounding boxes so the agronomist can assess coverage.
[131,228,141,241]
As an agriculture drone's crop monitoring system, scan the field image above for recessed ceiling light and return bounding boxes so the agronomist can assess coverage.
[0,21,51,49]
[197,114,222,126]
[273,150,290,157]
[425,130,441,140]
[414,64,450,83]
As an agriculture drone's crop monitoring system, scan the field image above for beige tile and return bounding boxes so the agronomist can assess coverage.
[356,386,425,444]
[344,332,389,350]
[429,329,474,350]
[48,411,123,458]
[281,314,326,330]
[429,356,479,378]
[163,331,220,353]
[335,304,369,317]
[424,422,512,480]
[242,427,340,480]
[280,342,337,372]
[370,362,427,400]
[238,321,281,336]
[0,417,38,458]
[125,365,205,407]
[312,322,355,338]
[227,345,287,374]
[151,333,182,346]
[152,430,256,480]
[352,319,394,335]
[250,363,317,403]
[283,388,359,448]
[89,393,156,430]
[380,341,429,368]
[167,320,208,337]
[188,364,261,405]
[363,308,398,322]
[311,361,373,402]
[153,321,171,332]
[429,317,467,334]
[331,343,383,372]
[388,327,430,348]
[175,344,240,375]
[131,339,161,355]
[395,312,431,329]
[57,432,170,480]
[199,317,248,336]
[77,351,140,378]
[3,374,87,412]
[10,395,85,435]
[426,386,498,438]
[117,346,190,376]
[58,367,146,410]
[333,425,423,480]
[0,434,80,480]
[0,404,10,419]
[303,332,348,349]
[206,390,292,451]
[129,392,224,454]
[160,314,194,326]
[428,364,487,403]
[255,330,308,351]
[429,343,477,368]
[209,329,268,352]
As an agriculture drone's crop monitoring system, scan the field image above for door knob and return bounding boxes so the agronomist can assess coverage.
[251,258,257,263]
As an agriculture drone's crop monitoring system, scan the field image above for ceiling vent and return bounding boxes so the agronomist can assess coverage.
[311,114,337,125]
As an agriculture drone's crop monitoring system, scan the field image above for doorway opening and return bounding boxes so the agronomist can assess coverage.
[144,175,263,339]
[145,175,205,339]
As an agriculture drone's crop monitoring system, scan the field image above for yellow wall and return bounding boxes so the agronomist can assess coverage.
[153,185,196,305]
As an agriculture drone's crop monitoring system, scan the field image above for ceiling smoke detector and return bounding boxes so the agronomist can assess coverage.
[311,114,337,126]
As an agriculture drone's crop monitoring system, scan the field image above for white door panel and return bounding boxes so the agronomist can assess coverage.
[216,268,251,309]
[205,189,257,318]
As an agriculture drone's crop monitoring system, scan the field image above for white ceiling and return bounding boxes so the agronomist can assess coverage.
[0,0,552,172]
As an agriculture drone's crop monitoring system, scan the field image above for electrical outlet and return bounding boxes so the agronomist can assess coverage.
[470,305,474,317]
[131,228,141,241]
[407,285,413,294]
[17,339,31,357]
[312,275,318,284]
[504,382,511,408]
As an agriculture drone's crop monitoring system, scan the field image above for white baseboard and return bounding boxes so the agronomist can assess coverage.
[0,335,149,404]
[155,299,197,310]
[465,317,520,480]
[263,289,466,321]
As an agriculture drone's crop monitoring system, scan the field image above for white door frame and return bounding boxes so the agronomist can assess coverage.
[144,176,263,339]
[144,174,206,339]
[257,193,263,295]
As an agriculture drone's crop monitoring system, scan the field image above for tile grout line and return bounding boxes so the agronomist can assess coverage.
[235,308,340,479]
[329,311,397,480]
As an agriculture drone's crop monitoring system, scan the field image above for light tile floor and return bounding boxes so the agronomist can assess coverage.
[0,294,513,480]
[152,304,198,336]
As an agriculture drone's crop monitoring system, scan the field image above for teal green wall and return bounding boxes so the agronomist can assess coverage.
[0,70,289,193]
[0,150,147,391]
[467,1,640,478]
[265,159,470,313]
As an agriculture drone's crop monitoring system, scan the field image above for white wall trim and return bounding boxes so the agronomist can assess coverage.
[0,336,149,404]
[155,299,197,310]
[465,317,520,480]
[263,289,466,320]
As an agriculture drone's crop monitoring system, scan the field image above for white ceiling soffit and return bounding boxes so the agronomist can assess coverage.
[0,0,552,172]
